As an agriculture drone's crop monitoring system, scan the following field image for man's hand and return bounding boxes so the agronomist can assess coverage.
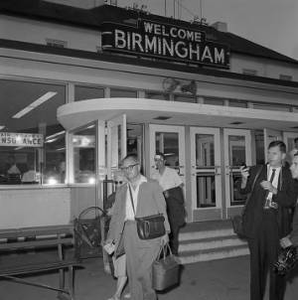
[260,180,277,194]
[240,166,249,188]
[280,236,293,249]
[161,233,169,245]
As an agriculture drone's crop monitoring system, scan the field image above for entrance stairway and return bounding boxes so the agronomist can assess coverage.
[178,220,249,265]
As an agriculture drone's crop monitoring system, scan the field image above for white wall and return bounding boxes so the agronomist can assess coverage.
[231,54,298,81]
[0,187,71,229]
[0,16,101,52]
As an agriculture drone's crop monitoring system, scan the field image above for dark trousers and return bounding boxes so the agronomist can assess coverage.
[168,220,180,255]
[248,210,286,300]
[165,194,185,256]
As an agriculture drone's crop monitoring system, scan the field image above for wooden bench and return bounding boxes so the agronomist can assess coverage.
[0,225,81,300]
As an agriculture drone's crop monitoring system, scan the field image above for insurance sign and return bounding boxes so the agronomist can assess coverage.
[0,132,44,147]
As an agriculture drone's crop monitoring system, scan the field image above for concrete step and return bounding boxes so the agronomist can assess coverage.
[177,221,249,265]
[179,235,247,252]
[179,228,235,241]
[179,244,249,265]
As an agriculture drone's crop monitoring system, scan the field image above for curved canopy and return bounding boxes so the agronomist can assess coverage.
[57,98,298,132]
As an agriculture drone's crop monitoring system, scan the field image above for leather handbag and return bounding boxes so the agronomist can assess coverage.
[231,165,262,239]
[152,243,180,291]
[135,214,165,240]
[128,185,165,240]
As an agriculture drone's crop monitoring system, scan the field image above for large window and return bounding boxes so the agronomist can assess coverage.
[0,79,66,185]
[145,92,170,101]
[75,85,104,101]
[110,89,137,98]
[72,124,96,184]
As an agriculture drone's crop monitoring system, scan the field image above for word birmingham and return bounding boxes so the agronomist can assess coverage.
[103,20,229,67]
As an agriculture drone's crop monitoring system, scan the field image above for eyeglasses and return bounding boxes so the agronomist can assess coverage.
[120,163,139,172]
[154,158,164,162]
[114,181,123,185]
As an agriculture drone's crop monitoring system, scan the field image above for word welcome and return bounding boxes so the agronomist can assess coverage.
[101,20,229,68]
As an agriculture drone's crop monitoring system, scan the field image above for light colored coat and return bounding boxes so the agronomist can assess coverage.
[107,179,170,249]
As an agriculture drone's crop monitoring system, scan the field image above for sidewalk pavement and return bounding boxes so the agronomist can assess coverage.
[0,254,297,300]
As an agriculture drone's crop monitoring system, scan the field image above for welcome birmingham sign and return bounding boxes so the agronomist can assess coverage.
[101,19,230,69]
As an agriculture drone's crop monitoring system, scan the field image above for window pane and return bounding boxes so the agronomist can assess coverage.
[155,132,179,168]
[145,92,170,101]
[204,97,224,106]
[174,95,196,103]
[253,102,290,112]
[110,89,137,98]
[75,85,104,101]
[229,100,247,108]
[72,124,96,184]
[0,79,66,185]
[254,130,265,165]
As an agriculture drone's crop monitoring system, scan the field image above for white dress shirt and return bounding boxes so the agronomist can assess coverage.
[266,165,281,201]
[151,166,182,191]
[125,175,147,220]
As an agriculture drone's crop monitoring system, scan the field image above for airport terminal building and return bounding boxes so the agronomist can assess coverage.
[0,0,298,229]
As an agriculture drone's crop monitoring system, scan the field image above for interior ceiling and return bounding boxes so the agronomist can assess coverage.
[0,79,65,134]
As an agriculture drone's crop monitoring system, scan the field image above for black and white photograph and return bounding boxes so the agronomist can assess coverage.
[0,1,298,299]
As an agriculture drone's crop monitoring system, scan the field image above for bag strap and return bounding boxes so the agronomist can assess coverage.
[128,184,136,215]
[129,181,163,219]
[156,243,172,260]
[242,165,263,214]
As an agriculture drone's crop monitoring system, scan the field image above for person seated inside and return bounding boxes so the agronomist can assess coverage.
[6,155,21,175]
[6,155,21,184]
[22,162,38,184]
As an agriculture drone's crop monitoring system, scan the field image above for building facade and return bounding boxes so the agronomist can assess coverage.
[0,0,298,229]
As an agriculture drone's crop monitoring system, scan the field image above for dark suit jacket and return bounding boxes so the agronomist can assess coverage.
[107,178,170,251]
[290,180,298,245]
[240,164,297,238]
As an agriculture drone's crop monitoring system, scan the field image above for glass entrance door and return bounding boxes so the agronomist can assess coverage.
[284,131,298,163]
[106,114,127,180]
[264,128,282,163]
[149,124,185,184]
[190,127,222,221]
[223,129,252,218]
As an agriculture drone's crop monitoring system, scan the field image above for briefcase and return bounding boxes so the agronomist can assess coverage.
[152,243,180,291]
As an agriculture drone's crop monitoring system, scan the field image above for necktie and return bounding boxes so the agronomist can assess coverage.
[269,168,276,183]
[264,168,276,209]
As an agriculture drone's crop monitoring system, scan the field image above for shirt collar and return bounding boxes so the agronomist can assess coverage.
[128,175,147,189]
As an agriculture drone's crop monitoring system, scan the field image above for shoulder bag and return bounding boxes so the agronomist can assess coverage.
[129,185,166,240]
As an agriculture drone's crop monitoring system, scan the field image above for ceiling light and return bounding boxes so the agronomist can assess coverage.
[12,91,57,119]
[45,130,65,141]
[45,138,57,144]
